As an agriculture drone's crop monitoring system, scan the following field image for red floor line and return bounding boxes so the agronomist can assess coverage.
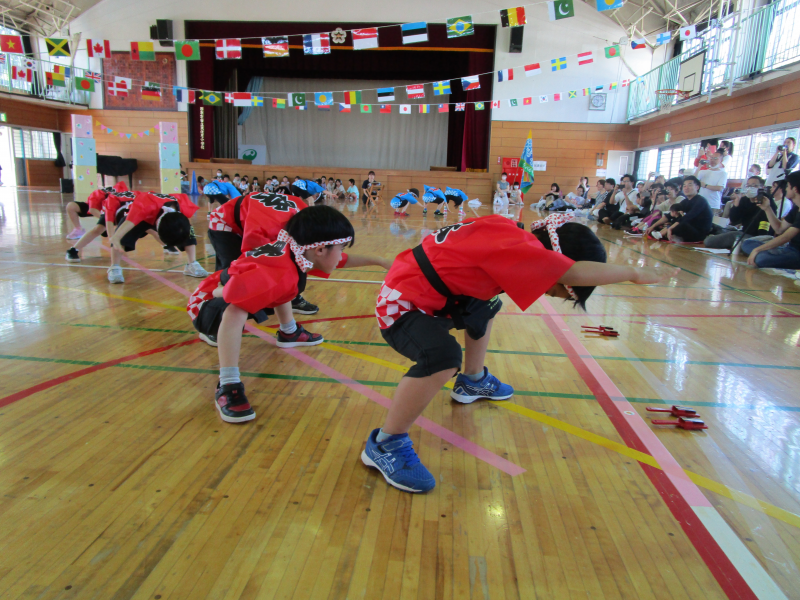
[0,339,201,409]
[499,312,799,318]
[539,304,756,600]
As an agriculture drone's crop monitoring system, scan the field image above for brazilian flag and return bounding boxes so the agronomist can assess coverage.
[46,38,71,56]
[202,91,222,106]
[446,16,474,38]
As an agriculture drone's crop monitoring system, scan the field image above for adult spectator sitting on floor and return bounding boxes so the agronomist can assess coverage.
[696,152,728,211]
[722,175,765,219]
[742,171,800,269]
[766,137,799,186]
[608,174,638,226]
[591,178,617,222]
[646,176,712,242]
[704,183,780,250]
[587,179,605,206]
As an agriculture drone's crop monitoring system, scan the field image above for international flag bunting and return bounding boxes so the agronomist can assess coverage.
[595,85,604,91]
[609,82,618,90]
[419,104,430,114]
[46,38,70,57]
[377,87,395,102]
[86,39,111,58]
[303,33,331,55]
[631,39,647,49]
[548,0,575,20]
[231,92,253,107]
[578,51,593,65]
[216,39,242,59]
[251,96,263,107]
[295,105,307,111]
[85,71,102,81]
[605,44,620,58]
[224,93,234,103]
[399,104,411,114]
[53,65,70,76]
[263,37,289,57]
[475,102,485,110]
[202,91,223,106]
[680,25,697,40]
[519,129,535,193]
[360,104,372,113]
[75,77,95,92]
[455,103,466,111]
[45,71,65,87]
[142,82,161,100]
[131,41,155,61]
[554,93,562,101]
[622,79,630,87]
[508,99,519,107]
[0,34,24,54]
[343,90,362,104]
[315,92,334,106]
[568,90,577,98]
[461,76,480,91]
[13,67,32,83]
[582,87,591,96]
[498,69,513,82]
[539,95,549,103]
[352,28,379,50]
[288,92,306,107]
[380,104,392,113]
[174,40,200,60]
[491,100,501,108]
[406,84,425,99]
[447,16,474,37]
[500,7,526,27]
[551,57,567,71]
[338,104,350,112]
[433,80,451,96]
[524,63,541,76]
[401,22,428,44]
[273,98,286,108]
[108,81,128,97]
[173,87,196,103]
[596,0,624,11]
[317,104,331,111]
[438,103,449,113]
[656,32,671,45]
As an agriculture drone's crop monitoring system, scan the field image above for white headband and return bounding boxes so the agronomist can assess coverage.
[530,213,579,302]
[276,229,353,273]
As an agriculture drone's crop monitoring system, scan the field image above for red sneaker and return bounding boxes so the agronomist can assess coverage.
[276,325,324,348]
[215,382,255,423]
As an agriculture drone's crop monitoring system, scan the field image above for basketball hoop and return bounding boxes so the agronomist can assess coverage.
[655,89,692,112]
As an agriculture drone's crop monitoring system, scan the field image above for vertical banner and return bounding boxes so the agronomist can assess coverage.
[191,104,214,160]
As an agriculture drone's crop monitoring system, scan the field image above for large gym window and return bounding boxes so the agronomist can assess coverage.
[12,129,57,160]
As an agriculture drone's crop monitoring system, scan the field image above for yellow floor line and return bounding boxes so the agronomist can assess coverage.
[0,278,185,312]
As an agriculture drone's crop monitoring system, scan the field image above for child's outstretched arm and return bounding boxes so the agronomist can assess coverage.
[559,263,680,287]
[342,254,394,271]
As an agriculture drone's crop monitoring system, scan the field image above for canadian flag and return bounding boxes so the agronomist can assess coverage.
[86,39,111,59]
[215,39,241,59]
[491,100,501,108]
[680,25,697,41]
[108,80,128,96]
[12,66,32,82]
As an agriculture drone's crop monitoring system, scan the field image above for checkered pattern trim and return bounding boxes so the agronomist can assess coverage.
[375,283,420,329]
[187,285,215,321]
[209,207,233,232]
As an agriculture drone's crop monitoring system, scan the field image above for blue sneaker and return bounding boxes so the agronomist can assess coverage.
[450,367,514,404]
[361,429,435,493]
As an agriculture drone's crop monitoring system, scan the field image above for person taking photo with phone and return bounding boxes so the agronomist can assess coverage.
[766,137,799,186]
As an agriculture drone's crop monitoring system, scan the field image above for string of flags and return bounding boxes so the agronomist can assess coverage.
[93,119,163,138]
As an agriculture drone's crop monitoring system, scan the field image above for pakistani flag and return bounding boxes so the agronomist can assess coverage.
[508,98,519,107]
[288,92,306,107]
[519,130,534,193]
[548,0,575,20]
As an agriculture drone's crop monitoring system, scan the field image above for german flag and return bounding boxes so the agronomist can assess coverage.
[500,7,526,27]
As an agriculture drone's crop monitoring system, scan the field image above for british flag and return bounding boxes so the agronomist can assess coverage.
[455,103,466,111]
[85,71,102,81]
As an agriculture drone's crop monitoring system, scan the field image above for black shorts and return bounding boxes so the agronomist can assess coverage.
[208,229,242,271]
[207,193,229,205]
[192,297,274,337]
[119,221,197,252]
[74,201,91,217]
[445,195,464,207]
[290,185,312,200]
[381,296,502,378]
[98,213,108,237]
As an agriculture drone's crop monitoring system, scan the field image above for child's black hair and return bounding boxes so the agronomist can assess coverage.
[349,178,355,184]
[670,203,683,213]
[532,222,607,310]
[285,205,355,248]
[550,183,560,192]
[408,188,420,198]
[157,212,192,247]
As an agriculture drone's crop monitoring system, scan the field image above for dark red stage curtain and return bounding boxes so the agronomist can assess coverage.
[185,21,495,170]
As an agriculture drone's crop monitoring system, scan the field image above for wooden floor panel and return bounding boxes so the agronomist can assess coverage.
[1,188,799,598]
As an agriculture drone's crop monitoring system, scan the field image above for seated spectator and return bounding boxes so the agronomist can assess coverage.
[232,173,241,186]
[697,152,728,211]
[251,177,261,193]
[646,203,684,239]
[766,138,798,186]
[705,185,779,250]
[276,176,292,194]
[587,179,605,207]
[636,190,668,233]
[549,183,562,198]
[332,179,346,199]
[578,177,590,199]
[722,175,764,218]
[591,178,618,222]
[495,172,510,202]
[362,171,379,206]
[658,176,713,242]
[346,178,359,202]
[509,182,524,205]
[742,171,800,269]
[748,164,762,178]
[238,176,250,193]
[771,178,793,218]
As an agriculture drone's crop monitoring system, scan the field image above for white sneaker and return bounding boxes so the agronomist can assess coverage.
[184,261,208,278]
[107,266,124,284]
[651,231,662,240]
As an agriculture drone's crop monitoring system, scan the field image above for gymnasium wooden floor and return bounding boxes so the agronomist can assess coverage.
[1,188,800,600]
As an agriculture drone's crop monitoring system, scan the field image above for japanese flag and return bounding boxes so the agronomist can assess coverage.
[12,66,32,82]
[399,104,411,114]
[679,25,697,41]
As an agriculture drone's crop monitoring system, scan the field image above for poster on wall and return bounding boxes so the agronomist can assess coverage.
[238,145,267,165]
[532,161,547,171]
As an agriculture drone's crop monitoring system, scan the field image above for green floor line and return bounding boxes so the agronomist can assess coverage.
[2,353,800,413]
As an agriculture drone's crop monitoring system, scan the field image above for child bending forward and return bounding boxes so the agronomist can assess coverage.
[364,213,678,493]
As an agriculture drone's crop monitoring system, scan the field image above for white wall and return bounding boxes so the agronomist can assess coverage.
[67,0,652,121]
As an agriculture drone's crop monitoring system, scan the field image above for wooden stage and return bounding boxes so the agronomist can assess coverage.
[1,188,799,599]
